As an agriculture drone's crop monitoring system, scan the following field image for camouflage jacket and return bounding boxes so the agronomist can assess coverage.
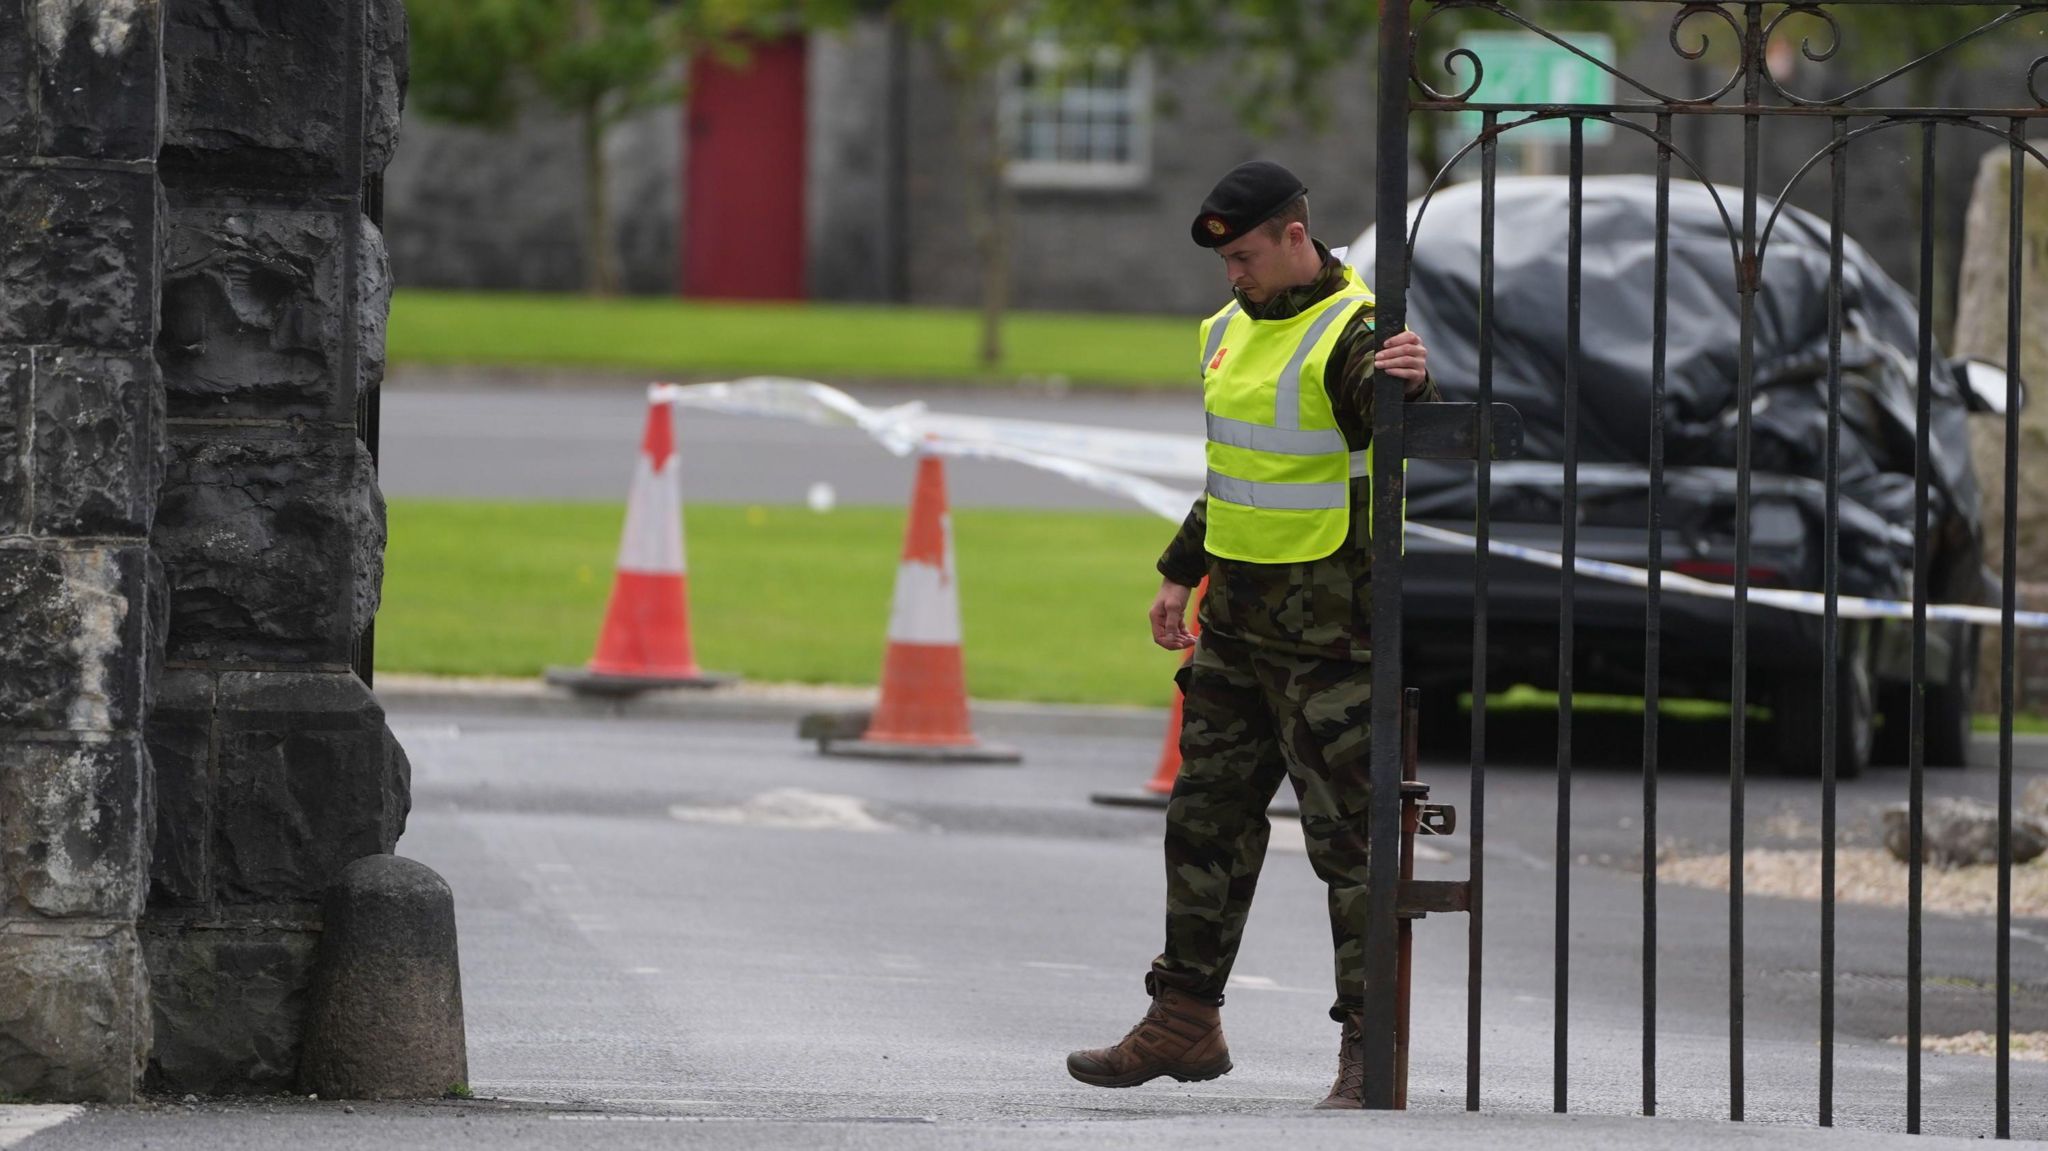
[1158,242,1441,663]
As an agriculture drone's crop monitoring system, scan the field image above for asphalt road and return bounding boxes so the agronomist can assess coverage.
[378,369,1197,510]
[27,704,2048,1149]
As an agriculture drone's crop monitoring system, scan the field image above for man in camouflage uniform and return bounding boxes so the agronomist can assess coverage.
[1067,161,1436,1109]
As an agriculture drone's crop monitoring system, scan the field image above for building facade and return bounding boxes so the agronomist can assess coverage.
[382,14,2026,322]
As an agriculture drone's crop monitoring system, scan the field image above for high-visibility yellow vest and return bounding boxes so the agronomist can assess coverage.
[1199,266,1384,564]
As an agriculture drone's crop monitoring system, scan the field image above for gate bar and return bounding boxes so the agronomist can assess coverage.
[1467,108,1499,1116]
[1999,121,2025,1143]
[1363,0,1415,1110]
[1729,2,1767,1121]
[1553,114,1585,1116]
[1908,119,1938,1136]
[1643,112,1672,1121]
[1820,115,1849,1129]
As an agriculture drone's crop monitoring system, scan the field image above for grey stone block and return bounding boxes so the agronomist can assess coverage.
[0,349,26,534]
[0,737,148,919]
[0,925,150,1102]
[1882,796,2048,869]
[142,923,317,1094]
[0,1,30,159]
[300,856,466,1099]
[0,168,157,349]
[365,0,407,177]
[145,671,216,909]
[0,545,153,732]
[212,673,409,904]
[31,351,164,537]
[34,0,162,162]
[162,0,350,185]
[357,218,390,402]
[159,205,354,421]
[155,428,382,665]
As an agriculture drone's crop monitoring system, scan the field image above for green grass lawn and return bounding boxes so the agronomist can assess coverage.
[381,497,2048,727]
[387,290,1194,388]
[379,499,1187,707]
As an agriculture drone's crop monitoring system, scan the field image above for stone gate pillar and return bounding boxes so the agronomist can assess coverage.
[0,1,169,1103]
[1954,146,2048,714]
[140,0,411,1093]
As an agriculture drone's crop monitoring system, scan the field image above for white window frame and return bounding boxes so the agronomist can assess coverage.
[999,40,1153,191]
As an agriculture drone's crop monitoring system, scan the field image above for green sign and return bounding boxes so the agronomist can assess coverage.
[1452,31,1616,145]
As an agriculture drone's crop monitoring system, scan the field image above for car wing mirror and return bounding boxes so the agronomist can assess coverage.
[1950,357,2026,416]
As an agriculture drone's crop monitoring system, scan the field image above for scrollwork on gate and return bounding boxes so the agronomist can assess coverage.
[1410,0,2048,113]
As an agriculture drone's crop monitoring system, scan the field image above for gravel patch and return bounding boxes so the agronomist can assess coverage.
[1660,847,2048,917]
[1890,1030,2048,1061]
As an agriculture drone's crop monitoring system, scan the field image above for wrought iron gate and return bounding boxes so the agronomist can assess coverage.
[1363,1,2048,1136]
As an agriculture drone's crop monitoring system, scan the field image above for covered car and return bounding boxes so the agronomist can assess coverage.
[1351,175,1998,774]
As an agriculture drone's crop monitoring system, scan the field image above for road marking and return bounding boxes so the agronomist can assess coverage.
[389,723,462,741]
[0,1106,82,1148]
[1226,974,1323,994]
[1268,819,1450,863]
[669,789,893,833]
[547,1114,936,1124]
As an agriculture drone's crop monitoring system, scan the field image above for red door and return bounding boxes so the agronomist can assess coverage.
[682,37,807,300]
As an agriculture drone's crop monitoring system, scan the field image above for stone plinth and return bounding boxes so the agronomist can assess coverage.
[141,0,420,1095]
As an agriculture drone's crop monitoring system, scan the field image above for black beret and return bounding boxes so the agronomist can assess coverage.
[1190,160,1308,248]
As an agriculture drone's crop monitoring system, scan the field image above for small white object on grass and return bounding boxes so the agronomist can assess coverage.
[806,482,837,513]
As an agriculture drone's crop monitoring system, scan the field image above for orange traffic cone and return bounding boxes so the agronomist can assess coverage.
[1092,580,1205,809]
[547,384,733,697]
[804,450,1019,763]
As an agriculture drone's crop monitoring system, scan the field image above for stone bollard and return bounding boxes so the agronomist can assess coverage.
[1882,797,2048,869]
[298,856,467,1099]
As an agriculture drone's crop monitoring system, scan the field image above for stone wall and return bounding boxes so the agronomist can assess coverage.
[140,0,412,1095]
[0,0,168,1104]
[383,98,681,295]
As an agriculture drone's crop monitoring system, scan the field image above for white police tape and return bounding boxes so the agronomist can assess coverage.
[668,377,2046,632]
[667,377,1203,520]
[1402,521,2048,631]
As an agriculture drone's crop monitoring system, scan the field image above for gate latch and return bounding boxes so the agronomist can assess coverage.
[1419,803,1456,836]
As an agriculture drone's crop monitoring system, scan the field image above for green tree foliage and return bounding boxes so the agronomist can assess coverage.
[880,0,1036,366]
[408,0,794,295]
[895,2,1638,366]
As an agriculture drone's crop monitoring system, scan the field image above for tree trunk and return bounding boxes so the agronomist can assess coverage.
[581,101,621,297]
[942,50,1006,369]
[979,126,1012,370]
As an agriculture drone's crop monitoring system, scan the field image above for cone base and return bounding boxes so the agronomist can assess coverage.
[1087,790,1301,818]
[819,737,1022,765]
[545,666,737,698]
[1088,790,1173,810]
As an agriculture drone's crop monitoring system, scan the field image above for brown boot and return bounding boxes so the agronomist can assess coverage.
[1314,1014,1366,1109]
[1066,988,1232,1088]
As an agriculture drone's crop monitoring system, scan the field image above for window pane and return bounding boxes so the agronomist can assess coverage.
[1004,41,1146,178]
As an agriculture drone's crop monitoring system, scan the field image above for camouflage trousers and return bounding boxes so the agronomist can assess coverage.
[1148,631,1373,1023]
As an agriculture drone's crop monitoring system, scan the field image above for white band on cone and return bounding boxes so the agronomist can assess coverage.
[884,514,961,646]
[617,439,687,576]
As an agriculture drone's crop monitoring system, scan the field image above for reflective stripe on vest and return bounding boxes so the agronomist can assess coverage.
[1199,302,1240,377]
[1201,449,1375,509]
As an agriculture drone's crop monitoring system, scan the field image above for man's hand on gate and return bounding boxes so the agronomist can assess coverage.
[1150,579,1197,651]
[1375,329,1430,394]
